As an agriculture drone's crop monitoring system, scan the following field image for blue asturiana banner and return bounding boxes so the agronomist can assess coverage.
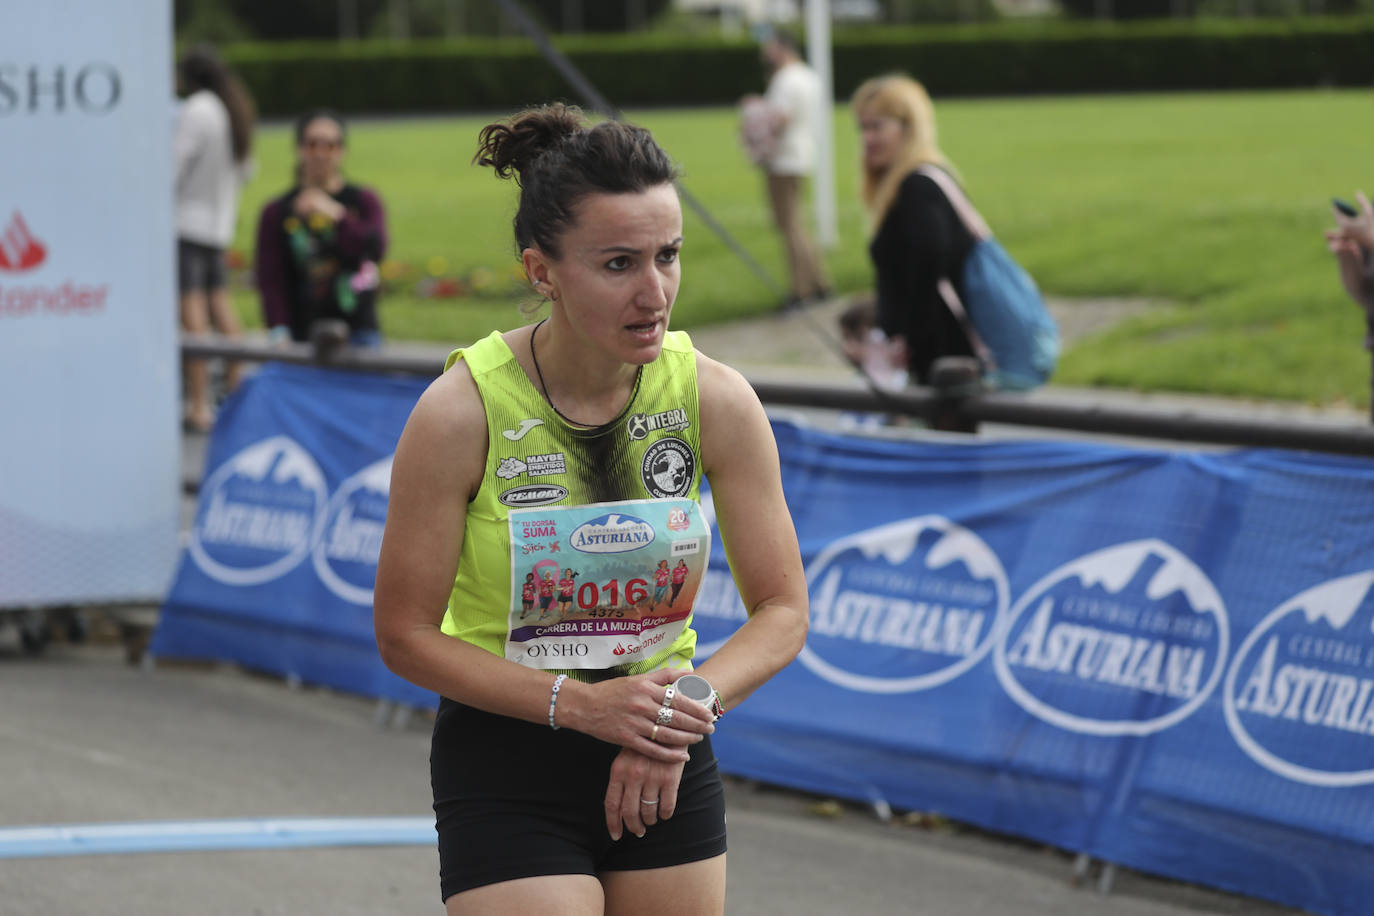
[153,363,432,707]
[155,363,1374,916]
[692,422,1374,916]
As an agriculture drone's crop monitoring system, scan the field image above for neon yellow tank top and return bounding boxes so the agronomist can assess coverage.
[440,329,705,682]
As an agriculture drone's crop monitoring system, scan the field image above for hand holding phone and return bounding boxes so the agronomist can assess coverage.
[1334,198,1359,217]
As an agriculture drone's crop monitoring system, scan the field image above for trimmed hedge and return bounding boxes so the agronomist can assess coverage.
[223,18,1374,116]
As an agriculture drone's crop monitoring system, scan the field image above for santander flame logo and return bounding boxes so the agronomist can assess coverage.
[0,212,47,272]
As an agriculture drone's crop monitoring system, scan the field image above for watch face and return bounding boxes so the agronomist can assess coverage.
[674,673,713,704]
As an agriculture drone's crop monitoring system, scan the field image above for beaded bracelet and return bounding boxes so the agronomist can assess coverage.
[547,673,568,730]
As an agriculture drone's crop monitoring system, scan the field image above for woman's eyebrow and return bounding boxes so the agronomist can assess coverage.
[595,237,684,255]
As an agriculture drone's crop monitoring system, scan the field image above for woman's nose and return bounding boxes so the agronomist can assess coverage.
[637,266,668,308]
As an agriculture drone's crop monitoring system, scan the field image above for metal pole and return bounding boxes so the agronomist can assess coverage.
[339,0,359,41]
[389,0,411,40]
[805,0,838,248]
[562,0,582,34]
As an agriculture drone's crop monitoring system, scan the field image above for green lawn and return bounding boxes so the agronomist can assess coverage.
[229,89,1374,408]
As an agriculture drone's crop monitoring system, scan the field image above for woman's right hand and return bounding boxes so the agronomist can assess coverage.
[293,187,345,223]
[1333,191,1374,251]
[570,668,714,764]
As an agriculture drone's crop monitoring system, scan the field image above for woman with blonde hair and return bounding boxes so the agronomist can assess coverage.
[852,74,976,386]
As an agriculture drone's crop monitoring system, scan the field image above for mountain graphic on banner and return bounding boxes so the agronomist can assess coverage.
[0,212,47,272]
[1067,540,1223,617]
[1285,571,1374,634]
[229,436,327,491]
[853,518,1002,584]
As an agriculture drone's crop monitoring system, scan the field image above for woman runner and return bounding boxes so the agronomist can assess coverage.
[374,103,808,916]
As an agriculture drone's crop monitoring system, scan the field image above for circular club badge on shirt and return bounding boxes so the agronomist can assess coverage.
[641,437,695,498]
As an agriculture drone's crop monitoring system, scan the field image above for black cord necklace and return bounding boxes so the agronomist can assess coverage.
[528,318,640,428]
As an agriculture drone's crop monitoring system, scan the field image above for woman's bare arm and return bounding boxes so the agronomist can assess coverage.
[689,352,810,710]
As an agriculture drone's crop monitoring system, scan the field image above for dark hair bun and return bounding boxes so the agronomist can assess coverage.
[474,103,677,258]
[474,103,586,181]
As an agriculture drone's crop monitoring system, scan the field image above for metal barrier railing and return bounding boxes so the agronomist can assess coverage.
[182,333,1374,458]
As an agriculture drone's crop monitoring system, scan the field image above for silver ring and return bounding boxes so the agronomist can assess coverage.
[662,685,676,708]
[640,798,659,806]
[656,705,674,726]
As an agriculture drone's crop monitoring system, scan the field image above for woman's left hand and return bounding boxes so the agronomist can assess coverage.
[604,747,686,841]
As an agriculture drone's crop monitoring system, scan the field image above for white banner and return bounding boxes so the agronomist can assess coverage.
[0,1,179,606]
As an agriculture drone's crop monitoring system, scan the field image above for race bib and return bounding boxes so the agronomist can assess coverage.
[506,498,709,669]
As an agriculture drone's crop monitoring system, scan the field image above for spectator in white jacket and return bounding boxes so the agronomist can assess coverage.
[742,30,830,311]
[175,45,255,433]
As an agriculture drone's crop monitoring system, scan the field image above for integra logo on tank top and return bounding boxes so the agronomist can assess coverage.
[626,407,690,441]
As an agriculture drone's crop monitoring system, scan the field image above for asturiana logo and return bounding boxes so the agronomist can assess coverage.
[189,436,328,586]
[570,513,656,554]
[993,538,1229,737]
[1224,571,1374,787]
[797,515,1010,694]
[312,456,391,605]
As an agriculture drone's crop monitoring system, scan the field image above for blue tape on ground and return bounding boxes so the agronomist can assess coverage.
[0,817,434,858]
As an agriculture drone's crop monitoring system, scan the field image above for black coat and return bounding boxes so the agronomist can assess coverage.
[868,169,977,384]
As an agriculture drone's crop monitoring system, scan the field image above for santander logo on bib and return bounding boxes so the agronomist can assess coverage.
[0,212,46,271]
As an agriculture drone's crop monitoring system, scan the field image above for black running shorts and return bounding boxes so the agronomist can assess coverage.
[177,238,226,294]
[430,696,727,902]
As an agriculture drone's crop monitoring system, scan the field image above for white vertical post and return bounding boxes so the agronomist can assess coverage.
[805,0,838,248]
[339,0,359,40]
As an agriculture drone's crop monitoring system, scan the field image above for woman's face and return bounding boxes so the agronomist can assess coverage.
[297,117,345,186]
[535,183,683,367]
[858,105,907,174]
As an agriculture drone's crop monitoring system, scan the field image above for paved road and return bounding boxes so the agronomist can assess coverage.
[0,639,1300,916]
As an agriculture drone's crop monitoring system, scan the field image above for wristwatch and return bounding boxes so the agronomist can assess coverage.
[673,673,724,721]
